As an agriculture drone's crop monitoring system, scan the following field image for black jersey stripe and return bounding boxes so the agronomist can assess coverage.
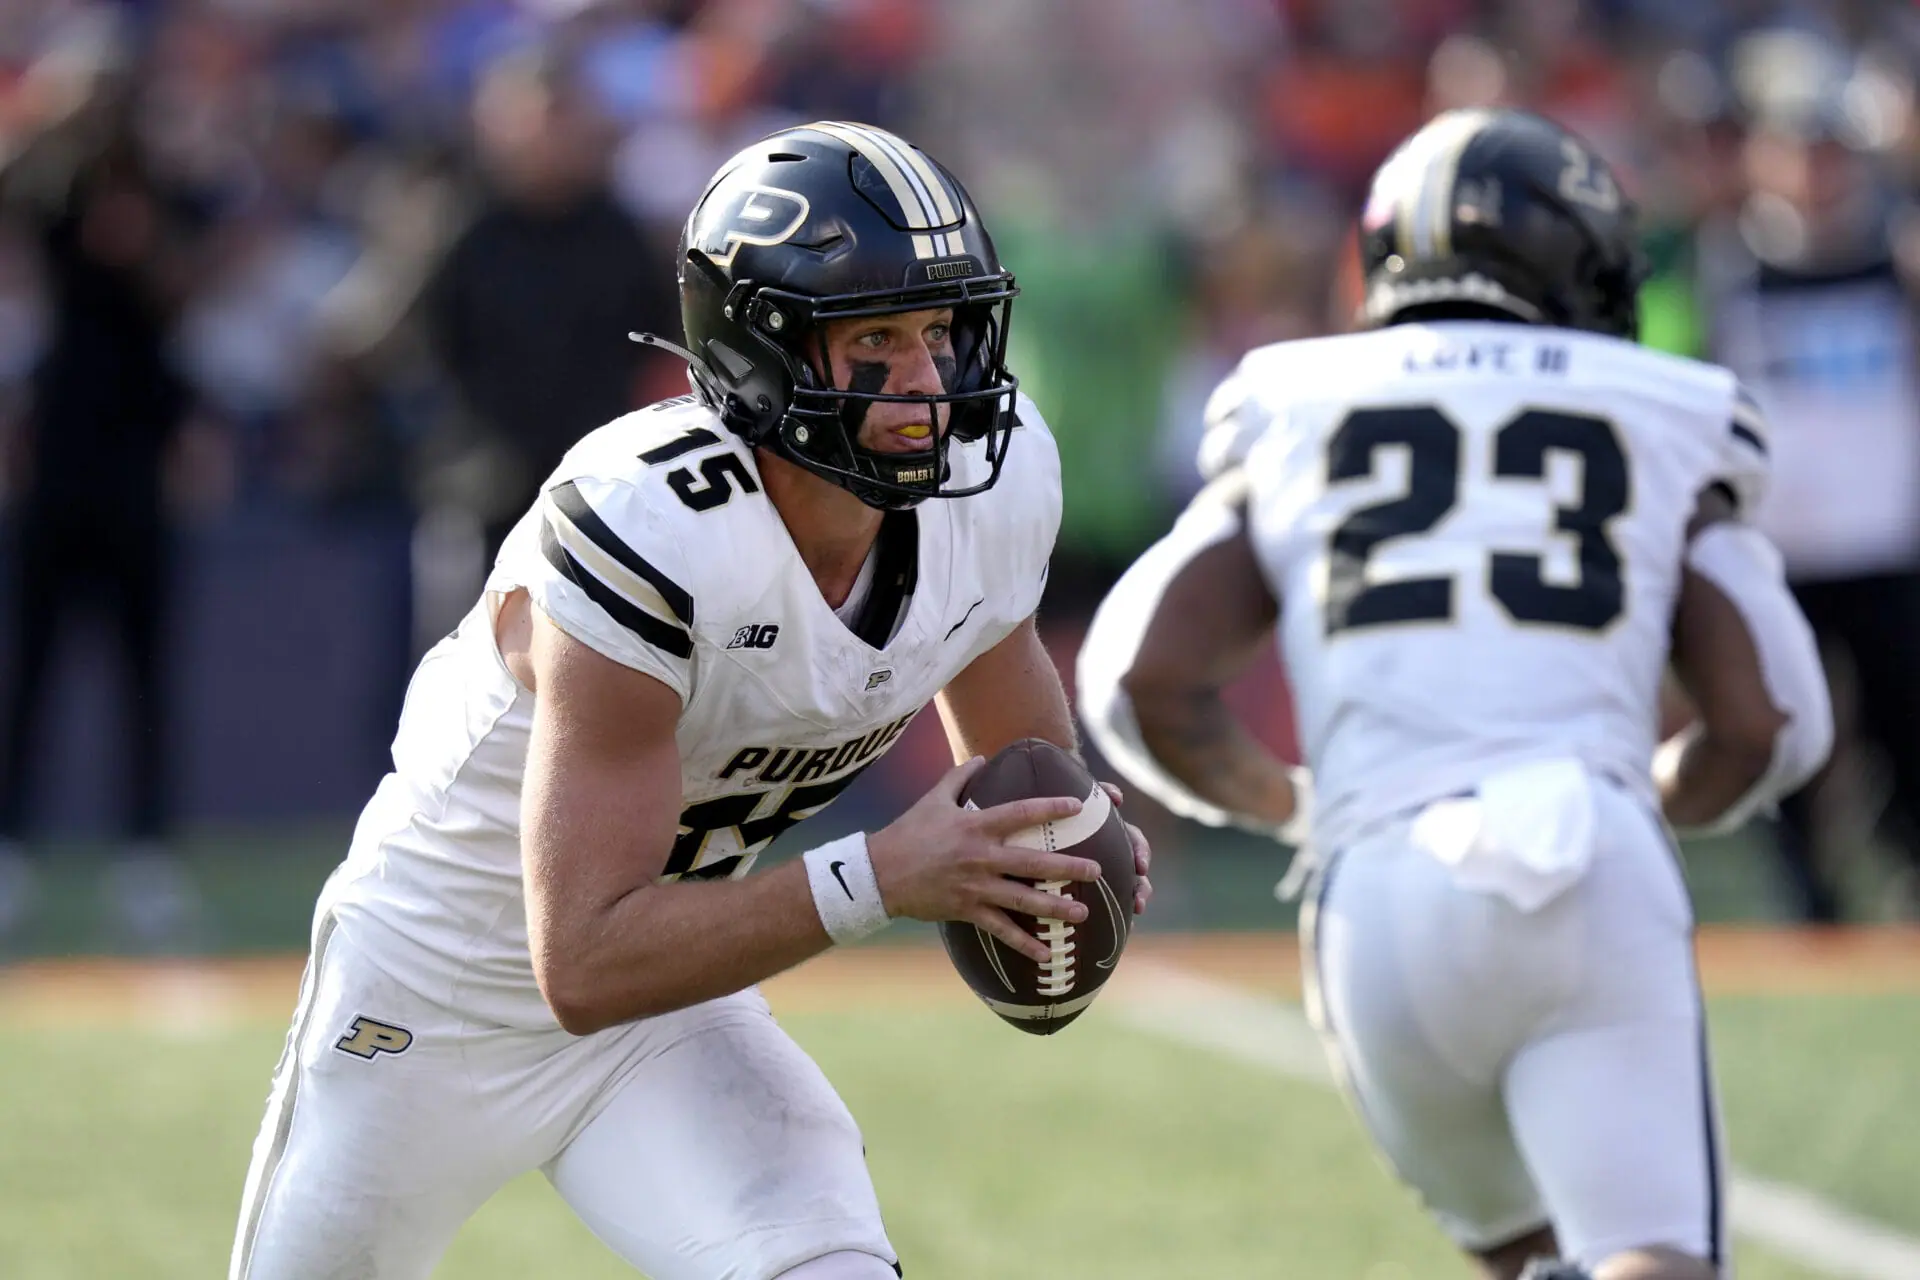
[549,480,694,626]
[1730,418,1767,456]
[540,519,694,660]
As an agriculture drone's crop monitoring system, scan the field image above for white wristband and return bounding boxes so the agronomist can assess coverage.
[804,833,891,946]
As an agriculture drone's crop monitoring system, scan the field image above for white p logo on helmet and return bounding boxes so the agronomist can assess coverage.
[699,185,810,270]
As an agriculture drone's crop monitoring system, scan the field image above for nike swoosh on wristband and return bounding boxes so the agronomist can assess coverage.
[829,860,855,900]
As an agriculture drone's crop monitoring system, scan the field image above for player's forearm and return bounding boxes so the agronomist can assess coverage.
[1655,728,1777,830]
[534,860,832,1034]
[1129,686,1298,829]
[935,618,1078,763]
[934,686,1076,765]
[1660,524,1832,834]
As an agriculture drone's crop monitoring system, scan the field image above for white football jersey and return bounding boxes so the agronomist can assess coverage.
[1217,322,1769,852]
[320,395,1060,1027]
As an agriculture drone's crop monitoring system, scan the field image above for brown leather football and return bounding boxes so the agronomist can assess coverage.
[938,738,1137,1035]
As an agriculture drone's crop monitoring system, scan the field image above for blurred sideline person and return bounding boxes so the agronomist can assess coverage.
[231,122,1148,1280]
[1696,38,1920,920]
[415,43,681,565]
[314,41,681,652]
[1079,110,1829,1280]
[0,13,206,950]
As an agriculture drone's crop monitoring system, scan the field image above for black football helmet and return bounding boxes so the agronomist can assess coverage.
[649,121,1019,510]
[1357,109,1647,340]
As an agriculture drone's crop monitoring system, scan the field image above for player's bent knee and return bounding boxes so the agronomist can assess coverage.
[775,1249,902,1279]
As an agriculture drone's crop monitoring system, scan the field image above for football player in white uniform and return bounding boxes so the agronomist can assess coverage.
[1078,110,1830,1280]
[230,122,1150,1280]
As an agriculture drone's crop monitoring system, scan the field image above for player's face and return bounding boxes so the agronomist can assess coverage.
[818,307,956,452]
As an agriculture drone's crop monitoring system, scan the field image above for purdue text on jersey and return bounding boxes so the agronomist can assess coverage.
[715,711,917,786]
[663,712,923,882]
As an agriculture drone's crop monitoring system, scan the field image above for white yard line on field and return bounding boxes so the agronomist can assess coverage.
[1111,962,1920,1280]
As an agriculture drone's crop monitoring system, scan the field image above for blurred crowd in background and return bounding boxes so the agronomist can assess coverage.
[2,0,1920,950]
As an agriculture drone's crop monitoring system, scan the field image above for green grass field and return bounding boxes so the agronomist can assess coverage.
[0,941,1915,1279]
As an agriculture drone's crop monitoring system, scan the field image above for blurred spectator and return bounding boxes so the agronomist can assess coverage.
[0,10,206,950]
[1265,0,1438,199]
[1695,30,1920,921]
[322,36,679,646]
[1154,206,1335,509]
[922,0,1281,583]
[419,40,677,562]
[1635,47,1751,357]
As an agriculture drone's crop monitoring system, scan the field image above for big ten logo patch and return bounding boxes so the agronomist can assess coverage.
[334,1016,414,1061]
[727,623,780,651]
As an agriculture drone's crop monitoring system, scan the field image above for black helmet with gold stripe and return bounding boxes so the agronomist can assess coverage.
[1358,109,1647,341]
[661,121,1019,510]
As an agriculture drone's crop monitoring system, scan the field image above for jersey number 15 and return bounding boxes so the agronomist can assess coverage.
[1325,405,1629,636]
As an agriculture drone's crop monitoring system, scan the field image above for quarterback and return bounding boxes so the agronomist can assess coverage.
[1079,110,1829,1280]
[230,121,1149,1280]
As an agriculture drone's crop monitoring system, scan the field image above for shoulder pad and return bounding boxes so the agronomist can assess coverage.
[1195,336,1373,480]
[530,468,699,697]
[562,401,772,524]
[1721,381,1772,513]
[1572,334,1736,418]
[952,391,1062,618]
[1567,337,1770,513]
[954,391,1061,501]
[1196,362,1278,481]
[519,399,766,697]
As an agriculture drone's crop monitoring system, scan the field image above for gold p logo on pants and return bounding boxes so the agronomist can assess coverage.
[334,1016,414,1060]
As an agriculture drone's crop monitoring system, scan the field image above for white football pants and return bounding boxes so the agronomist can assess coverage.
[1302,772,1727,1271]
[230,919,898,1280]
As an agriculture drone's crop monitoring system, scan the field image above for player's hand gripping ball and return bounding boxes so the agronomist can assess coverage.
[939,739,1138,1034]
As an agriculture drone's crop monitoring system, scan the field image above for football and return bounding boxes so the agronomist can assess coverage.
[939,738,1137,1035]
